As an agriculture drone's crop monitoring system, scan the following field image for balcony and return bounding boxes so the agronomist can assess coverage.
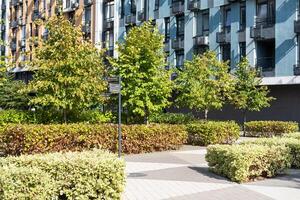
[172,37,184,50]
[295,19,300,34]
[171,1,184,15]
[164,41,170,52]
[216,29,231,44]
[193,35,209,47]
[104,19,114,30]
[294,63,300,76]
[250,17,275,40]
[125,15,136,25]
[32,10,45,21]
[10,0,18,7]
[188,0,201,11]
[82,22,91,34]
[10,20,18,29]
[256,57,275,77]
[84,0,93,6]
[10,40,17,52]
[138,10,146,22]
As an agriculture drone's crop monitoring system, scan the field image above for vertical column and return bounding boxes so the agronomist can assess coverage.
[94,0,103,48]
[209,6,221,59]
[114,0,120,57]
[275,0,298,76]
[230,2,240,69]
[185,10,195,60]
[245,0,256,67]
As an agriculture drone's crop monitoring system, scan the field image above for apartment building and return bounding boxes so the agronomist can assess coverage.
[2,0,300,122]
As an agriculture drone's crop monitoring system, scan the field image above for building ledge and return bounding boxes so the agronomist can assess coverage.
[261,76,300,86]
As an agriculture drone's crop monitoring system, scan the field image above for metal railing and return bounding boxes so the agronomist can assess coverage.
[256,57,275,77]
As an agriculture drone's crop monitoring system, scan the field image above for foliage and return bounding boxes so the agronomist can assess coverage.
[245,121,299,137]
[109,21,173,124]
[284,132,300,140]
[231,58,274,126]
[175,51,233,119]
[186,121,240,146]
[242,137,300,168]
[149,112,196,124]
[24,16,107,122]
[0,166,56,200]
[0,150,126,199]
[206,144,291,183]
[0,123,188,155]
[0,110,32,126]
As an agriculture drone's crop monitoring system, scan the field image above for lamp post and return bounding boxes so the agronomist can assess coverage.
[108,76,122,158]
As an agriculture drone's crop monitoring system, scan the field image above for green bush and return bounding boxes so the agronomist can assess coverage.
[206,144,291,183]
[0,166,56,200]
[242,137,300,168]
[0,150,125,200]
[245,121,299,137]
[186,121,240,146]
[0,123,187,156]
[0,110,31,125]
[284,132,300,140]
[149,113,196,124]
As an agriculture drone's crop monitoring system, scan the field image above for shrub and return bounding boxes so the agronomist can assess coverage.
[206,144,291,183]
[186,121,240,146]
[245,121,299,137]
[0,150,125,200]
[284,132,300,140]
[242,137,300,168]
[0,110,31,125]
[0,123,187,156]
[149,113,196,124]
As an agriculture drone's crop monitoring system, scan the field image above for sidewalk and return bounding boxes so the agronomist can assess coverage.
[123,145,300,200]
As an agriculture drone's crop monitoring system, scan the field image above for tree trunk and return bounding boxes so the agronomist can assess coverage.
[243,110,247,137]
[204,109,208,121]
[63,109,67,124]
[144,108,149,125]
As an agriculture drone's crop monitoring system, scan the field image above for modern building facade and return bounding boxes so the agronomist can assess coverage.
[2,0,300,122]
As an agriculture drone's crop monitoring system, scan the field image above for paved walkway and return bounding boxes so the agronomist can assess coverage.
[123,145,300,200]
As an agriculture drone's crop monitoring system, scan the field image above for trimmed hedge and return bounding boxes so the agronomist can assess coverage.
[0,123,187,156]
[284,132,300,140]
[242,137,300,168]
[149,113,196,124]
[206,144,291,183]
[245,121,299,137]
[186,121,240,146]
[0,150,125,199]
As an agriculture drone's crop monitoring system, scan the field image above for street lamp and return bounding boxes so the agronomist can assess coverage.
[108,76,122,158]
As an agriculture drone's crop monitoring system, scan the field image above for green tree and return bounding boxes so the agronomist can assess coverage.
[175,51,233,120]
[231,58,274,132]
[24,16,107,122]
[109,21,173,124]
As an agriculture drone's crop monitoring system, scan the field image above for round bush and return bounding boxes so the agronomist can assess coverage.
[186,121,240,146]
[245,121,299,137]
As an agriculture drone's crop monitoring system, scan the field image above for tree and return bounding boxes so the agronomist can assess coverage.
[24,16,107,122]
[231,58,274,132]
[109,21,173,124]
[175,51,233,120]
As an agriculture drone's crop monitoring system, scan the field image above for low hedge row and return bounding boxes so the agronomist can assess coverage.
[186,121,240,146]
[0,150,125,199]
[242,137,300,168]
[206,144,291,183]
[149,113,196,124]
[0,123,187,156]
[284,132,300,140]
[245,121,299,137]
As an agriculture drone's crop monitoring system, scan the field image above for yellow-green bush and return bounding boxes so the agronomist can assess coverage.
[242,137,300,168]
[186,121,240,146]
[284,132,300,140]
[0,150,126,200]
[206,144,291,183]
[0,123,187,156]
[245,121,298,137]
[149,113,196,124]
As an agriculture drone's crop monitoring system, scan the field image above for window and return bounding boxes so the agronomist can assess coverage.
[164,17,170,43]
[66,0,71,8]
[104,30,114,51]
[176,15,184,37]
[224,8,231,29]
[240,3,246,31]
[34,0,39,10]
[176,51,184,69]
[239,42,246,60]
[130,0,136,14]
[84,6,91,22]
[154,0,159,10]
[121,0,125,18]
[257,0,275,25]
[221,44,231,64]
[202,10,209,35]
[104,2,114,20]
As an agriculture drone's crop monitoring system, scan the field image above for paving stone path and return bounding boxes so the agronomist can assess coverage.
[123,145,300,200]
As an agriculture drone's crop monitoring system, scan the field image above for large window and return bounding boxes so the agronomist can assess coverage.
[202,10,209,35]
[176,51,184,69]
[257,0,275,25]
[104,2,114,20]
[221,44,231,65]
[130,0,136,14]
[224,7,231,31]
[240,3,246,31]
[164,17,170,43]
[176,15,184,37]
[239,42,246,60]
[154,0,159,10]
